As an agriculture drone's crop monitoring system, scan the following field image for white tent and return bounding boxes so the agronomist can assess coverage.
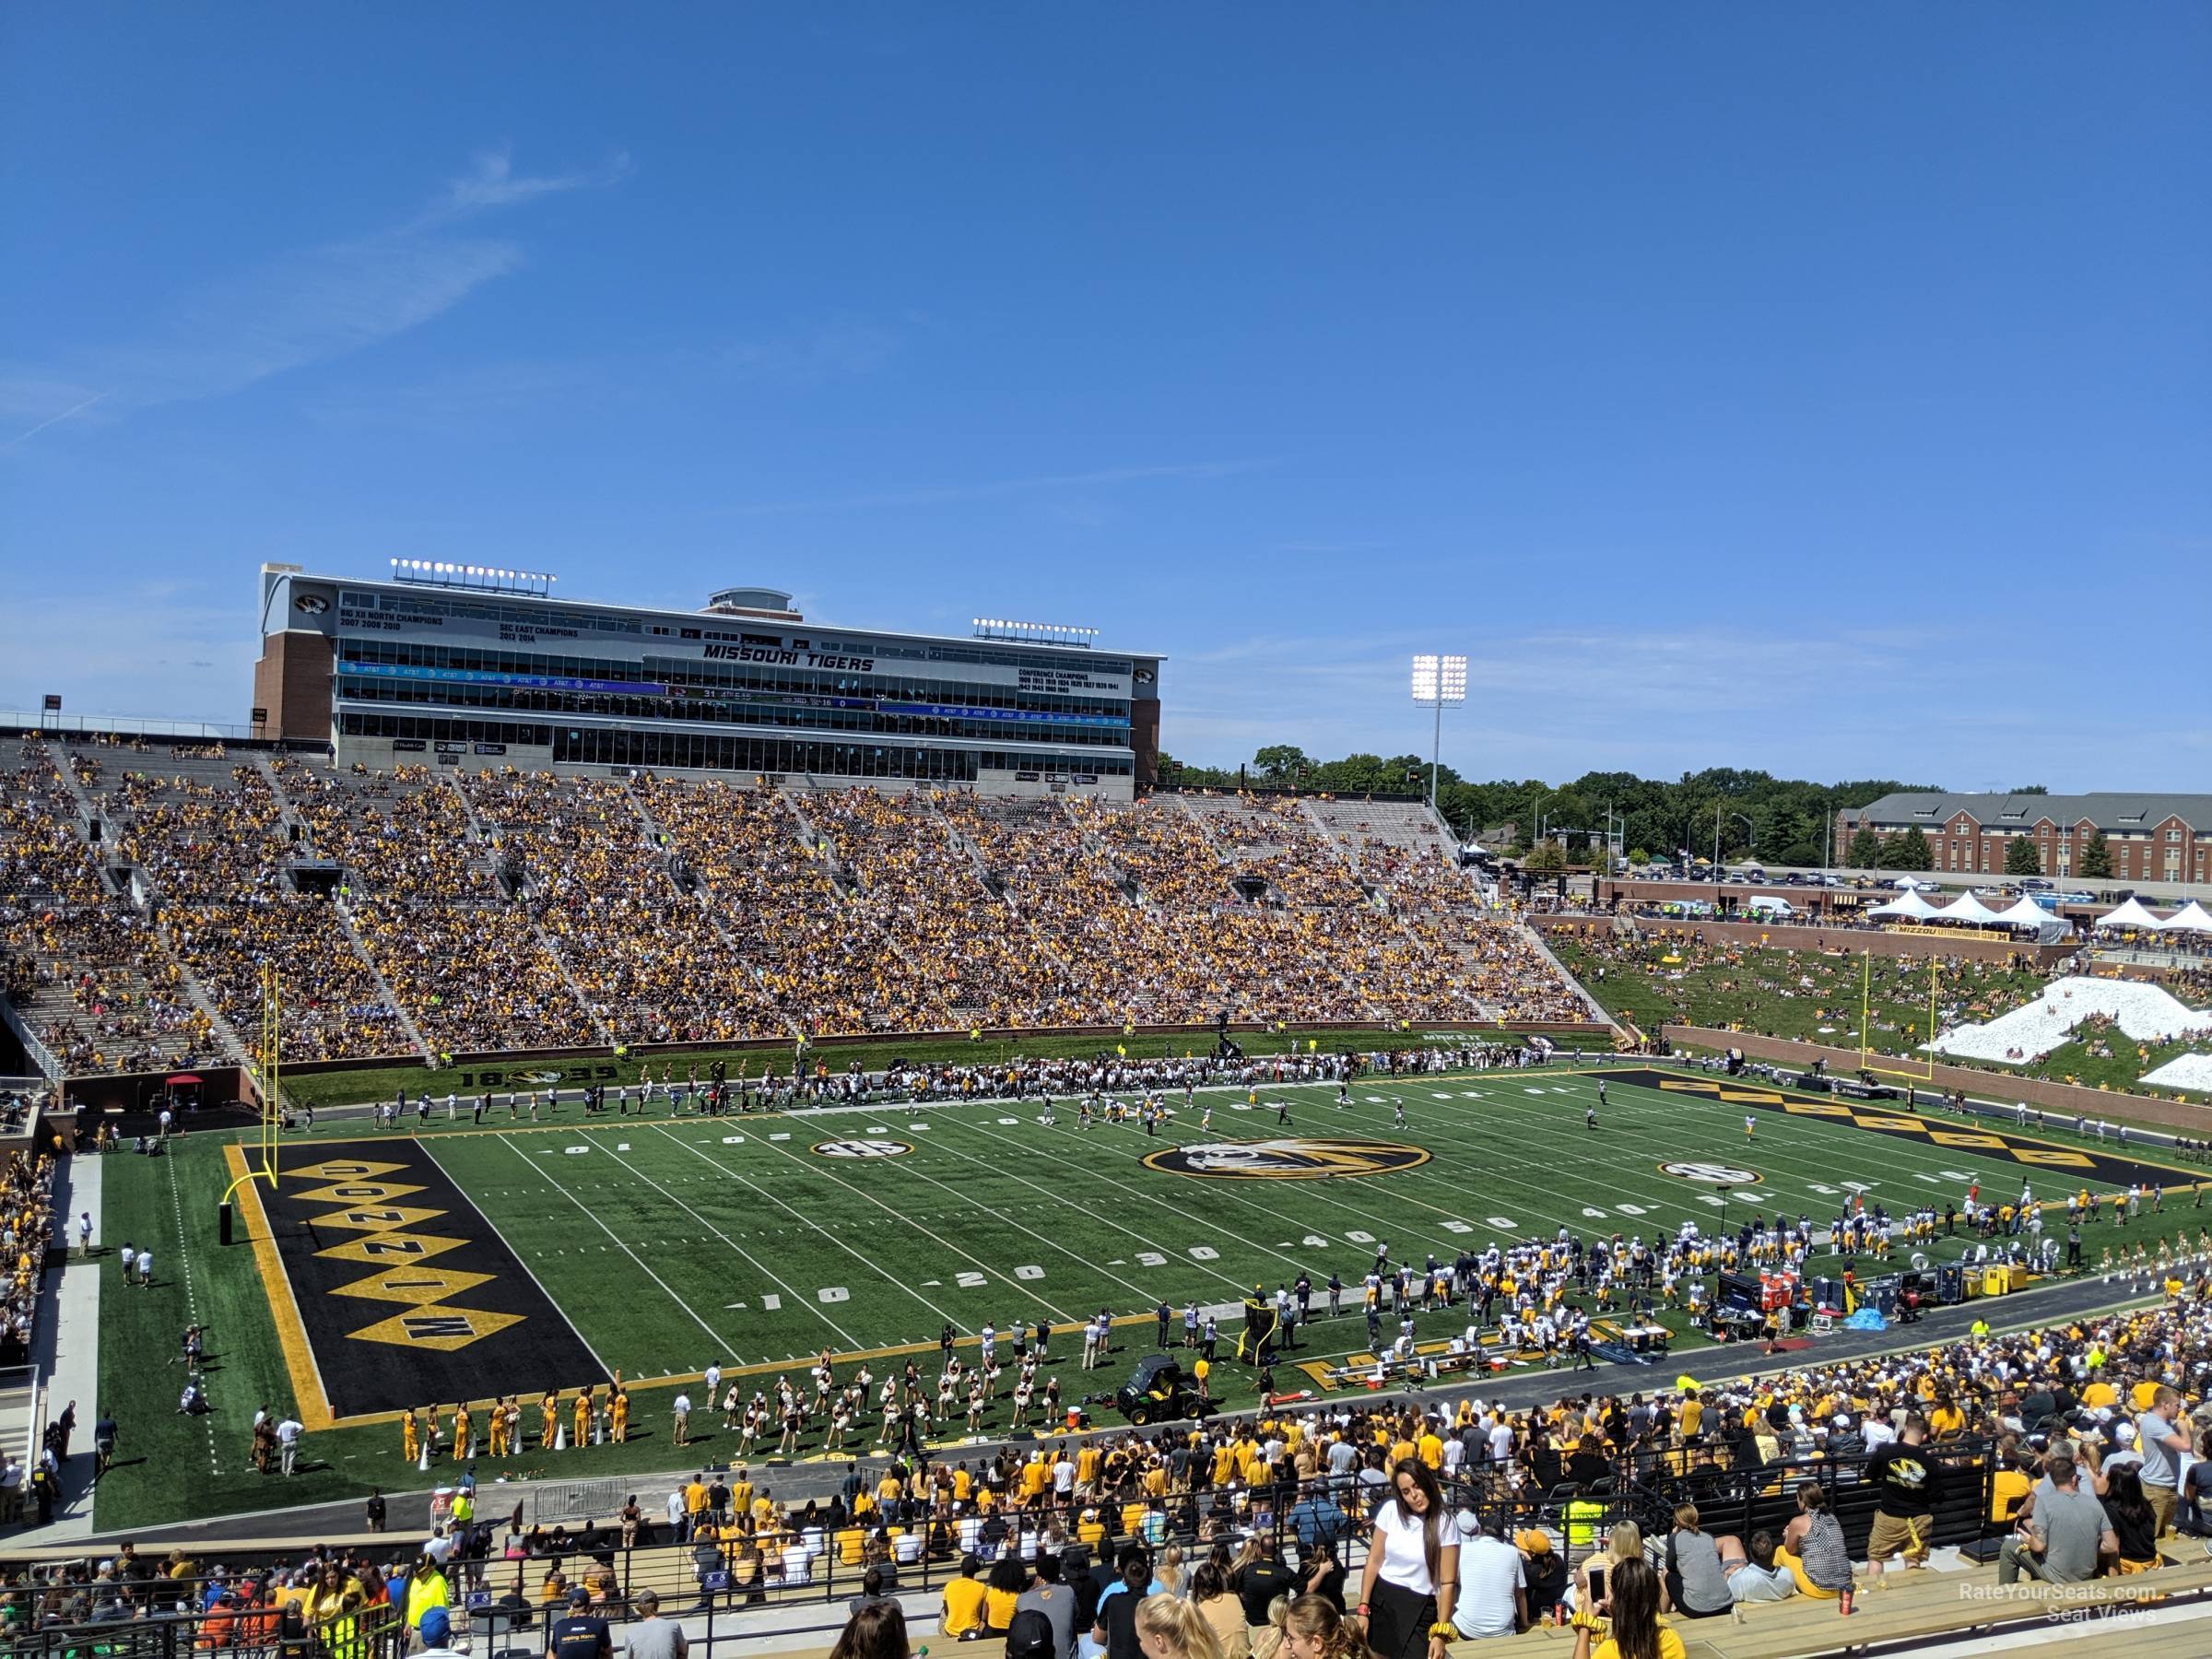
[1994,895,2059,931]
[2157,900,2212,934]
[2097,897,2166,930]
[1867,889,1943,920]
[1892,877,1936,890]
[1936,891,2007,926]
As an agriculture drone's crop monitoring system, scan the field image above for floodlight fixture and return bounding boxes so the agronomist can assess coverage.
[1410,652,1468,810]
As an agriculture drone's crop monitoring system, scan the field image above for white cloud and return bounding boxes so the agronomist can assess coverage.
[0,147,629,442]
[2,391,108,449]
[423,147,633,223]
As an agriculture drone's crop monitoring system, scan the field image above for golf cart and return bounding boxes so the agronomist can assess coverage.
[1113,1354,1209,1426]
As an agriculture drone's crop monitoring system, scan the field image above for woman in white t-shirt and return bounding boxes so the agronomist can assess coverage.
[1354,1460,1459,1659]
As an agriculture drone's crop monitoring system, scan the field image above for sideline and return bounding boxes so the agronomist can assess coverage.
[41,1265,2171,1552]
[15,1155,103,1546]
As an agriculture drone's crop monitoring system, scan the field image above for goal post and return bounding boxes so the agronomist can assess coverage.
[218,965,282,1230]
[1858,949,1937,1087]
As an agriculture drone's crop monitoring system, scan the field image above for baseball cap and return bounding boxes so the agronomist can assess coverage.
[569,1587,592,1606]
[418,1607,452,1645]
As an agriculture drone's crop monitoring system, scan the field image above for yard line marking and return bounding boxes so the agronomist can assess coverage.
[490,1135,744,1356]
[643,1124,1002,1327]
[166,1156,223,1477]
[941,1114,1327,1283]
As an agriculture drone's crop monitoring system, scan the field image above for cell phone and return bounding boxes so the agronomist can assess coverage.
[1587,1564,1606,1602]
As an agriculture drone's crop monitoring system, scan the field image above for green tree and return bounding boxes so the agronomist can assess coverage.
[2003,836,2041,877]
[1776,840,1821,868]
[1846,828,1884,869]
[1525,841,1567,874]
[1154,752,1233,788]
[2080,831,2112,878]
[1252,745,1310,783]
[1878,829,1935,871]
[1627,848,1650,866]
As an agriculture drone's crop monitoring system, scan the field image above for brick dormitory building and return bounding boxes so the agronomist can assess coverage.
[1836,792,2212,884]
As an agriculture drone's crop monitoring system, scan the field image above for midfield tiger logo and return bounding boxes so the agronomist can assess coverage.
[1142,1138,1430,1180]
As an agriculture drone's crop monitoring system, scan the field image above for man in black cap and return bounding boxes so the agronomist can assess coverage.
[547,1586,611,1659]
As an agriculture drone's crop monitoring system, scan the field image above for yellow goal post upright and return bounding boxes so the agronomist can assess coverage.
[218,964,281,1239]
[1858,948,1938,1093]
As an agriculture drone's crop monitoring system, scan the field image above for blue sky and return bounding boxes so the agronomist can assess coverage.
[3,6,2206,788]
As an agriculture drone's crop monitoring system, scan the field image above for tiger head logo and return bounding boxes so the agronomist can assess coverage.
[1142,1139,1430,1180]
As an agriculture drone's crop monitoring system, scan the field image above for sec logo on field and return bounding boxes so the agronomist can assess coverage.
[1142,1138,1430,1180]
[1656,1161,1763,1185]
[814,1138,912,1159]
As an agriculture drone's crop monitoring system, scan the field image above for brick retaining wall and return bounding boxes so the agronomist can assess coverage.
[1534,914,2074,968]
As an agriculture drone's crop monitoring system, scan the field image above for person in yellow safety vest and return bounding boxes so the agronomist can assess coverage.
[1970,1317,1990,1338]
[1564,1496,1606,1550]
[402,1557,449,1632]
[321,1594,368,1659]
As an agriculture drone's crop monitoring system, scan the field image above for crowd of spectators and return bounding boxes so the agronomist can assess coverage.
[0,747,213,1072]
[0,1150,55,1368]
[114,760,406,1062]
[812,790,1076,1028]
[470,771,786,1046]
[5,756,1590,1068]
[642,778,948,1036]
[286,762,599,1057]
[18,1271,2212,1651]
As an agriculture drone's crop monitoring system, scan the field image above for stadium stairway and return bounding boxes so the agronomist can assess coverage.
[323,899,432,1060]
[1058,797,1149,907]
[1516,925,1615,1032]
[148,907,254,1063]
[36,739,100,823]
[618,780,807,1043]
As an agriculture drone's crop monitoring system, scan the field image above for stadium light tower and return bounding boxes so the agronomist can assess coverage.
[1410,653,1466,810]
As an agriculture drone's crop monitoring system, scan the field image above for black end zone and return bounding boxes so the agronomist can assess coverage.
[1605,1068,2193,1190]
[256,1140,606,1418]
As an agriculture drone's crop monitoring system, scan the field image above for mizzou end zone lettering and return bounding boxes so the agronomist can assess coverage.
[243,1138,606,1420]
[1602,1068,2194,1191]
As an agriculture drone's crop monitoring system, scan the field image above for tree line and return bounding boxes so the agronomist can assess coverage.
[1150,747,2073,871]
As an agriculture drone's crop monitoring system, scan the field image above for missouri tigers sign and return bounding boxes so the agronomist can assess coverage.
[1142,1138,1430,1181]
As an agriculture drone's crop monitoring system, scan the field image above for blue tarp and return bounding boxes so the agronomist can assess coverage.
[1843,1309,1888,1332]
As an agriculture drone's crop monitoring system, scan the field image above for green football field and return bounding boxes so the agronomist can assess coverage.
[92,1063,2209,1530]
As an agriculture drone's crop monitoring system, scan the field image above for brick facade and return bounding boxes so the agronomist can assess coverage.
[1835,795,2212,885]
[251,629,335,744]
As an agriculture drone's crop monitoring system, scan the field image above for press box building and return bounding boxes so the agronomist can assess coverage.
[252,563,1161,796]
